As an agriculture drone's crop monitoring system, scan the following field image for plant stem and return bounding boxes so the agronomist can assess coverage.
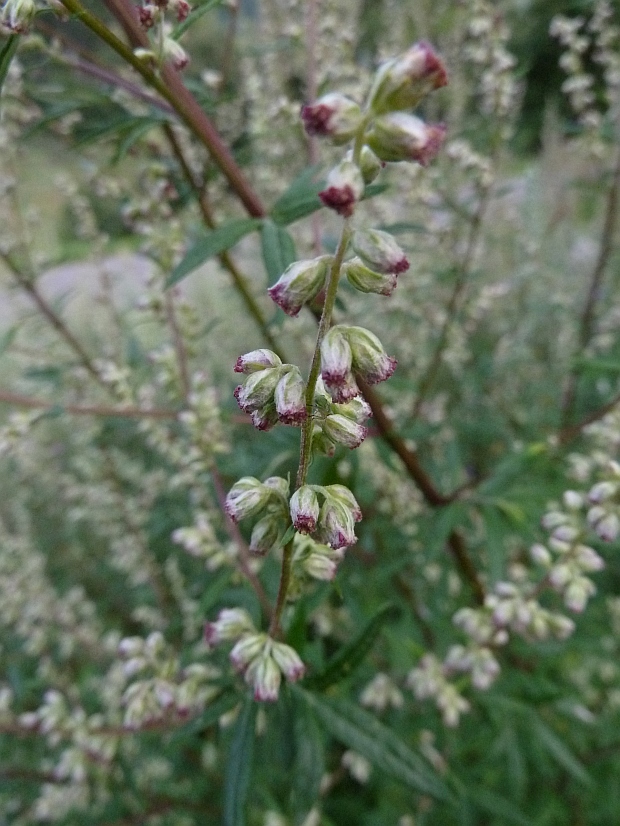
[296,222,352,489]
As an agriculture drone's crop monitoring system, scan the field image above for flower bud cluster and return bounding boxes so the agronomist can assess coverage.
[407,654,470,728]
[204,608,305,701]
[290,483,362,550]
[135,6,191,71]
[172,510,236,571]
[311,378,371,454]
[234,350,308,428]
[225,476,290,556]
[360,672,404,712]
[302,42,447,218]
[320,324,397,403]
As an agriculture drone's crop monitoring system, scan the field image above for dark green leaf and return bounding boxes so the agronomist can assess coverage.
[169,691,239,744]
[530,718,591,786]
[0,34,19,102]
[224,696,257,826]
[172,0,224,39]
[270,166,324,226]
[261,219,296,283]
[293,687,452,802]
[166,218,262,287]
[305,603,399,690]
[466,786,533,826]
[291,697,324,823]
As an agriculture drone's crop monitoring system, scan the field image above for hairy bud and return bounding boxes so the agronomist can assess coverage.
[343,258,398,296]
[234,349,282,374]
[274,367,307,425]
[301,93,363,143]
[368,41,448,115]
[322,414,368,449]
[249,515,281,556]
[366,113,447,166]
[344,325,398,385]
[268,257,331,317]
[234,368,283,413]
[290,486,320,534]
[351,229,409,274]
[319,160,365,217]
[224,477,270,522]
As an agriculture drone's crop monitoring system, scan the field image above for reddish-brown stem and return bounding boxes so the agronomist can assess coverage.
[0,389,178,419]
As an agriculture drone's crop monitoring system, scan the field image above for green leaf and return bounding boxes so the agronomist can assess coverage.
[172,0,224,39]
[224,696,257,826]
[466,786,533,826]
[305,603,399,690]
[261,219,297,283]
[166,218,262,287]
[291,697,325,824]
[270,166,324,226]
[530,718,591,786]
[0,34,19,102]
[293,687,452,802]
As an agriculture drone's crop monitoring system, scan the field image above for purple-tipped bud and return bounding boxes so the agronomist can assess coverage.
[324,484,362,522]
[366,113,447,166]
[324,372,360,404]
[344,325,397,385]
[291,486,320,534]
[271,641,306,682]
[588,481,617,503]
[229,632,266,672]
[251,404,279,431]
[163,36,189,71]
[319,160,365,218]
[204,608,255,646]
[249,515,281,556]
[268,257,331,317]
[247,651,281,702]
[234,368,282,413]
[323,414,368,449]
[343,258,398,296]
[346,145,385,184]
[321,326,353,386]
[335,396,372,424]
[594,513,619,543]
[234,349,282,374]
[225,477,270,522]
[274,367,307,425]
[319,498,357,550]
[368,41,448,115]
[351,229,409,275]
[301,93,363,143]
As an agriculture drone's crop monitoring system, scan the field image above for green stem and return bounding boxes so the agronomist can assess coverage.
[268,540,294,637]
[295,222,352,489]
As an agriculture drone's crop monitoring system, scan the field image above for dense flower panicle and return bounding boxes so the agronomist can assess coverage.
[322,414,368,449]
[274,368,307,425]
[234,367,282,413]
[290,486,320,534]
[268,257,331,317]
[319,160,365,218]
[234,349,282,374]
[368,41,448,115]
[366,113,447,166]
[343,258,398,296]
[350,229,409,275]
[301,93,363,143]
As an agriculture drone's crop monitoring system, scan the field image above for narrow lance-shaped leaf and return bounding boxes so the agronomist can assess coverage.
[224,696,257,826]
[261,219,297,283]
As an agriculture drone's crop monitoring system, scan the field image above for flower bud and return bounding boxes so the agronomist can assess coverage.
[335,396,372,424]
[263,476,290,500]
[322,414,368,449]
[271,641,306,681]
[1,0,35,32]
[138,3,157,27]
[593,513,619,543]
[368,41,448,115]
[274,367,307,425]
[321,327,353,386]
[246,650,281,701]
[290,486,320,534]
[204,608,255,646]
[346,146,384,184]
[234,368,282,413]
[268,257,331,317]
[351,229,409,274]
[324,484,362,521]
[251,403,279,431]
[344,325,397,385]
[343,258,398,296]
[234,349,282,374]
[324,372,360,405]
[162,36,189,71]
[588,481,617,503]
[225,477,270,522]
[319,160,365,218]
[366,113,446,166]
[301,93,363,143]
[229,633,266,672]
[529,543,551,566]
[318,498,357,549]
[304,551,339,581]
[575,544,605,571]
[249,515,281,556]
